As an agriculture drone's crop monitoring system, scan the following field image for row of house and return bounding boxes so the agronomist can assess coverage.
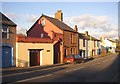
[1,10,117,67]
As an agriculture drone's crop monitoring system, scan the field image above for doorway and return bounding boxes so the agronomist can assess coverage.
[29,50,40,66]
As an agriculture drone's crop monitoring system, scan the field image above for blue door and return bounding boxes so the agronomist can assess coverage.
[2,46,12,67]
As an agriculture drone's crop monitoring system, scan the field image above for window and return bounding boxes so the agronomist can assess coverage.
[94,41,96,47]
[2,25,9,39]
[83,39,85,47]
[71,34,76,44]
[97,41,99,47]
[41,33,43,38]
[71,34,72,43]
[41,19,45,26]
[71,48,72,54]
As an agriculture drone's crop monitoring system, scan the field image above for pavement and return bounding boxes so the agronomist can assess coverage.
[1,52,114,72]
[1,53,119,83]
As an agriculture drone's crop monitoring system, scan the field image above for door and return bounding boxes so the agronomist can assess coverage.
[79,50,82,57]
[2,46,12,67]
[83,50,85,58]
[30,50,40,66]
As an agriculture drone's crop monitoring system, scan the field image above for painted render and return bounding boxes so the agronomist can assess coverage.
[16,42,54,67]
[79,32,100,58]
[100,37,116,53]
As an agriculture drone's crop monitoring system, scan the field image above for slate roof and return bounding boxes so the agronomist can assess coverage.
[0,12,17,26]
[79,33,100,41]
[43,14,75,32]
[27,14,76,33]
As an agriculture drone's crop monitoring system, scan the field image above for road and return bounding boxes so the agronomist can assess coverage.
[1,53,120,83]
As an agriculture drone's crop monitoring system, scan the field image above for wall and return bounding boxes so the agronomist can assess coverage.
[0,27,2,68]
[63,31,79,56]
[2,26,16,66]
[27,17,63,38]
[79,39,86,50]
[16,42,53,67]
[88,40,98,56]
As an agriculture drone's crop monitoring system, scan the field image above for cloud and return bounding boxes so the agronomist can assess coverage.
[26,14,37,22]
[65,14,109,28]
[17,26,27,35]
[5,12,19,22]
[64,14,118,39]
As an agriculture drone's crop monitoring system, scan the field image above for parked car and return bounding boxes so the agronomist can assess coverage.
[64,54,84,64]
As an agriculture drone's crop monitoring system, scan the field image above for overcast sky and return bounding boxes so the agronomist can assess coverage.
[2,2,118,39]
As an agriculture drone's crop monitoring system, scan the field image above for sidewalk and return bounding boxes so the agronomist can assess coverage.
[1,53,117,72]
[1,63,66,72]
[93,52,117,58]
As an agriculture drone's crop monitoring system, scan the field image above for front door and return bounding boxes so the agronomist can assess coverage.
[30,50,40,66]
[2,46,12,67]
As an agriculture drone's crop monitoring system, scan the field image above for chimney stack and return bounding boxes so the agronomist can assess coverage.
[85,31,88,36]
[74,25,78,32]
[55,10,63,21]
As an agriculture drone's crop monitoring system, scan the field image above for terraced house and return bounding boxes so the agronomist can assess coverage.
[100,37,116,53]
[1,12,17,67]
[27,10,79,64]
[79,31,100,58]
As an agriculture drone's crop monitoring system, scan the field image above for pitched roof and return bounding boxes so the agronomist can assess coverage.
[17,35,53,43]
[107,38,116,43]
[27,14,76,33]
[79,33,100,41]
[42,14,75,32]
[0,12,17,26]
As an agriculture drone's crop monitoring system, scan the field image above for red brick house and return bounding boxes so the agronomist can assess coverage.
[27,10,79,63]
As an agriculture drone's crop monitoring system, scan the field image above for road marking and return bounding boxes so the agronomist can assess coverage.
[2,64,70,77]
[14,74,52,82]
[65,66,85,73]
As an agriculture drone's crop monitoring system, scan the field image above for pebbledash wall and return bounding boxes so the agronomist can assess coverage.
[16,42,54,67]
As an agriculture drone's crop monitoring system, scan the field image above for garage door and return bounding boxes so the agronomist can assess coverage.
[2,46,12,67]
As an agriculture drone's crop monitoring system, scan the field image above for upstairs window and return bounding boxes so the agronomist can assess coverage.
[94,41,96,47]
[83,39,85,47]
[71,34,76,44]
[97,41,99,47]
[41,19,45,26]
[71,34,73,44]
[2,25,9,39]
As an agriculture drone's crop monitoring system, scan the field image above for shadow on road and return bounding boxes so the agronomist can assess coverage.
[2,66,68,83]
[46,53,119,82]
[84,58,94,63]
[2,63,68,76]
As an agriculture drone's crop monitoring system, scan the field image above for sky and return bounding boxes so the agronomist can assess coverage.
[1,2,118,39]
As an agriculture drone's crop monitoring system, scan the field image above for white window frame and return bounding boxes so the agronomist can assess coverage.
[2,26,9,39]
[41,33,43,38]
[41,19,45,26]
